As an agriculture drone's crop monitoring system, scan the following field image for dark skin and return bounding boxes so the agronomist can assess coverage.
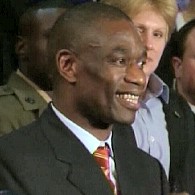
[52,19,146,140]
[15,8,66,91]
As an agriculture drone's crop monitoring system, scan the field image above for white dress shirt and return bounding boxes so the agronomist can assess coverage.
[51,103,116,185]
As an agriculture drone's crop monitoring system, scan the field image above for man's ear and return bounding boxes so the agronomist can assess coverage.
[15,36,28,61]
[172,56,183,78]
[56,49,77,83]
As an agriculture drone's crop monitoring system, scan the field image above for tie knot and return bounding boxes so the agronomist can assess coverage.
[93,144,110,177]
[94,145,110,158]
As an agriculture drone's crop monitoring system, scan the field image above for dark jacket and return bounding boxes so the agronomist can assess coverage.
[127,89,195,194]
[163,90,195,194]
[0,105,168,195]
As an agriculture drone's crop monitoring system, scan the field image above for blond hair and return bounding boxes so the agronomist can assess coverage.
[101,0,178,38]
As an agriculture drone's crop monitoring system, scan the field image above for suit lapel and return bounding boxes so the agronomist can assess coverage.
[41,107,113,195]
[163,90,193,148]
[112,125,141,194]
[112,124,164,194]
[163,90,195,192]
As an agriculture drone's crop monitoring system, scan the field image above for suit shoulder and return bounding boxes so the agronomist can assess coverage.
[0,119,42,149]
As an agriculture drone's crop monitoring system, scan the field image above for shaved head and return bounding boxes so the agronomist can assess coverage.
[48,2,132,78]
[16,0,72,90]
[18,0,72,37]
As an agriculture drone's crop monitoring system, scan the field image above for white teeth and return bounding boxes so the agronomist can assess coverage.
[116,94,139,104]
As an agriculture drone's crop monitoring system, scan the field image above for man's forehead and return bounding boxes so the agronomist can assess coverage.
[35,8,63,16]
[96,18,133,33]
[87,36,146,60]
[33,8,65,32]
[86,19,137,44]
[87,30,142,49]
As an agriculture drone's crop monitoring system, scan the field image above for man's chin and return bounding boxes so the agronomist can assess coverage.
[114,114,136,125]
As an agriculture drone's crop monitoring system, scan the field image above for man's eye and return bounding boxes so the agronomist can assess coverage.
[110,58,127,66]
[153,32,163,38]
[137,60,146,69]
[136,27,144,34]
[117,58,126,64]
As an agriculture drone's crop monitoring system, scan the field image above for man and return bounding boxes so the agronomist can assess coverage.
[167,19,195,194]
[0,1,71,135]
[0,2,168,195]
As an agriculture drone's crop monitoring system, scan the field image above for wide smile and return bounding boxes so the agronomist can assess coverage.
[116,93,141,111]
[116,93,139,104]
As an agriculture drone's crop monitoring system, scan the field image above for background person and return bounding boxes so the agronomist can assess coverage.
[0,0,71,135]
[168,19,195,194]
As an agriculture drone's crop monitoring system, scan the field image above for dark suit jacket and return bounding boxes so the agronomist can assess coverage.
[126,89,195,194]
[163,90,195,194]
[0,105,168,195]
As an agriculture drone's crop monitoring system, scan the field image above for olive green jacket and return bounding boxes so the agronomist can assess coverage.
[0,72,48,136]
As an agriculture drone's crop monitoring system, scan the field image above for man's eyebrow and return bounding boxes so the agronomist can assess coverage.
[88,42,102,48]
[112,47,128,53]
[135,24,167,32]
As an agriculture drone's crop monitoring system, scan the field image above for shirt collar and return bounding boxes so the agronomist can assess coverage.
[173,80,195,114]
[144,73,169,104]
[51,103,113,156]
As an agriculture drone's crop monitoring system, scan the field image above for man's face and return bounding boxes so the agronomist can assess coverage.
[132,8,168,82]
[75,19,146,126]
[27,8,65,90]
[175,28,195,104]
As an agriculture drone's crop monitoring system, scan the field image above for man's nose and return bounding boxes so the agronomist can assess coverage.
[124,64,146,89]
[141,34,153,50]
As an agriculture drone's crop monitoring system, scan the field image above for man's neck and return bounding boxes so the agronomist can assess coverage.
[16,70,52,103]
[51,102,112,141]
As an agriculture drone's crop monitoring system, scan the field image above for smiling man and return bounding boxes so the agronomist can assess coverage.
[0,2,168,194]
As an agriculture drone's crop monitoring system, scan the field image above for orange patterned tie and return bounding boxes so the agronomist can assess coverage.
[93,145,117,194]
